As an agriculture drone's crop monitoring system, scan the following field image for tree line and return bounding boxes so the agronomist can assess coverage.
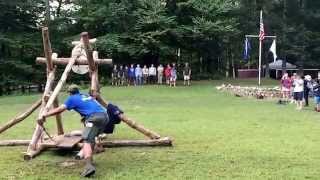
[0,0,319,93]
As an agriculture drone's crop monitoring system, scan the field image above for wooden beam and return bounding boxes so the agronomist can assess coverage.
[90,69,98,98]
[79,137,173,148]
[94,95,160,139]
[120,114,161,139]
[0,99,41,134]
[72,38,97,45]
[42,27,53,72]
[36,57,112,65]
[0,137,173,148]
[53,98,64,135]
[44,57,76,112]
[81,32,96,71]
[0,140,30,146]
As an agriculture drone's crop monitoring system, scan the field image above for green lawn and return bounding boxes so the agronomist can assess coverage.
[1,79,320,179]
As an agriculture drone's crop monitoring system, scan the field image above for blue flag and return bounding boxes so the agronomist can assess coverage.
[243,37,251,61]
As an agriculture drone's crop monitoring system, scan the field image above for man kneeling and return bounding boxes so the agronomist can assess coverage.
[38,84,109,177]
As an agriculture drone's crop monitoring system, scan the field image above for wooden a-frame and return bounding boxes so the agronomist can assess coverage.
[0,27,172,160]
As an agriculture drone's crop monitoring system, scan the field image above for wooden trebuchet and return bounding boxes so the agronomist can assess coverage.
[120,114,161,139]
[36,57,112,65]
[0,99,41,134]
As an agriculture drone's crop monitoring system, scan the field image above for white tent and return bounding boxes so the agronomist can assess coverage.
[263,59,296,70]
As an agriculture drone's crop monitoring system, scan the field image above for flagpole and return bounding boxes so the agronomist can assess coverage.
[258,10,263,86]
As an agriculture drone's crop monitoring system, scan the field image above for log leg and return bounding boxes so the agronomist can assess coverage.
[24,145,46,161]
[53,98,64,135]
[119,114,161,139]
[0,99,41,134]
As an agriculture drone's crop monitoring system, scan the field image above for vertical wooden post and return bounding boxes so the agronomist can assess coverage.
[42,27,53,73]
[26,27,56,159]
[53,98,64,135]
[81,32,99,97]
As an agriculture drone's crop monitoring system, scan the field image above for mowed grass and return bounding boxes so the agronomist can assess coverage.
[1,79,320,179]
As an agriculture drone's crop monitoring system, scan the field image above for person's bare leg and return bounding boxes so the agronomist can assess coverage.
[81,142,95,177]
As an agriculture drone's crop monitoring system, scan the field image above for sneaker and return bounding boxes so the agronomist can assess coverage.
[81,164,96,177]
[75,154,83,160]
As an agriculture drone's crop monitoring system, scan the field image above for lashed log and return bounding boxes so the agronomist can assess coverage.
[72,38,97,45]
[0,137,173,148]
[36,57,112,65]
[24,145,46,161]
[81,32,96,72]
[0,99,41,134]
[0,140,30,146]
[44,57,76,111]
[120,114,161,139]
[79,137,172,148]
[94,95,160,139]
[42,27,53,72]
[53,98,64,135]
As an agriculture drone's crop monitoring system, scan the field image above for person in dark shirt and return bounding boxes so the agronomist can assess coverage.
[128,64,135,86]
[313,78,320,112]
[183,62,191,86]
[304,75,312,106]
[111,65,118,86]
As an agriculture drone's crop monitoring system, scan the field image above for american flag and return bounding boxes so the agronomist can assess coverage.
[259,12,265,41]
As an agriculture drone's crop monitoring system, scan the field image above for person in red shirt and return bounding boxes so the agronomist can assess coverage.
[164,64,171,85]
[280,73,292,103]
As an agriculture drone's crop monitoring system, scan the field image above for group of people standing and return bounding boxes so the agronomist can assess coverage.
[111,63,191,87]
[280,72,320,111]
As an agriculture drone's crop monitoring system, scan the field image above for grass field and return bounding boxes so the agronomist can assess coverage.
[1,79,320,179]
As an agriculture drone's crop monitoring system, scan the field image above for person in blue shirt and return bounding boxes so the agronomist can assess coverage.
[37,84,109,177]
[135,64,143,85]
[128,64,135,86]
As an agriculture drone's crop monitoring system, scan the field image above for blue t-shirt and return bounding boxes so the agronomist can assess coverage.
[64,93,106,117]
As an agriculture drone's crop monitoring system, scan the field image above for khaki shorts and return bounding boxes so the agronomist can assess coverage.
[82,112,109,144]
